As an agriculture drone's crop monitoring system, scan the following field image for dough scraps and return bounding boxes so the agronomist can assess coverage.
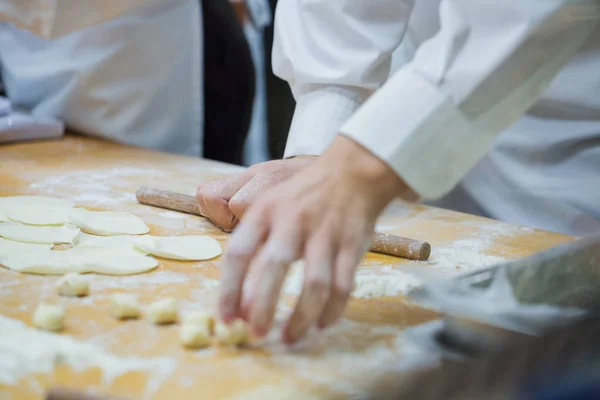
[0,222,79,244]
[3,196,74,226]
[134,235,222,261]
[73,232,149,254]
[33,304,65,332]
[2,247,158,275]
[0,237,53,263]
[69,208,149,236]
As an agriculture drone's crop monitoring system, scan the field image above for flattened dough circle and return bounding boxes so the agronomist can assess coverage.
[0,237,52,263]
[134,235,222,261]
[3,196,74,226]
[0,222,79,244]
[69,208,149,236]
[2,247,158,275]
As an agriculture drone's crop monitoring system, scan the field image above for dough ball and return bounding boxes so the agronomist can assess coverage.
[56,273,89,297]
[180,324,211,349]
[146,298,178,325]
[182,311,214,331]
[110,294,141,320]
[214,319,250,346]
[33,303,65,331]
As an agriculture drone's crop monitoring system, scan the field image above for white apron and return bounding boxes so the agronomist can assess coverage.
[398,1,600,236]
[0,0,203,156]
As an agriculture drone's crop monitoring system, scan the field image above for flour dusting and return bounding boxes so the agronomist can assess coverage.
[0,315,175,391]
[28,168,165,207]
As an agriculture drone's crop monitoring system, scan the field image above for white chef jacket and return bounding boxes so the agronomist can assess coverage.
[274,0,600,236]
[0,0,203,156]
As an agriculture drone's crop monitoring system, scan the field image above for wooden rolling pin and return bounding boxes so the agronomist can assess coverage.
[136,187,431,261]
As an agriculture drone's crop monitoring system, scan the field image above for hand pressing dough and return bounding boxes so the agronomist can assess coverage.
[74,232,149,254]
[214,319,250,346]
[180,324,212,349]
[33,303,65,331]
[69,208,149,236]
[2,247,158,275]
[0,222,79,244]
[3,196,74,226]
[0,237,52,263]
[56,273,89,297]
[134,235,222,260]
[110,294,141,320]
[146,298,178,325]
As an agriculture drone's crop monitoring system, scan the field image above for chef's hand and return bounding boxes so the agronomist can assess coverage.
[219,135,412,343]
[196,156,316,232]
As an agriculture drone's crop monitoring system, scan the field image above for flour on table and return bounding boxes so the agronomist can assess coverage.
[2,247,158,275]
[69,208,149,236]
[0,314,175,391]
[0,222,79,244]
[134,235,222,261]
[282,262,421,299]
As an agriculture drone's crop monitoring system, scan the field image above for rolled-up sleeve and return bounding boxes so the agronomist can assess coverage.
[341,0,600,199]
[273,0,415,158]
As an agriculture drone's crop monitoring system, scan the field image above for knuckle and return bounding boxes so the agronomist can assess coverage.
[226,243,251,263]
[332,281,353,299]
[305,275,330,298]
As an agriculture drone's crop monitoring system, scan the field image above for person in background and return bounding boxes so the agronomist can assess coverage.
[196,0,600,343]
[0,0,254,165]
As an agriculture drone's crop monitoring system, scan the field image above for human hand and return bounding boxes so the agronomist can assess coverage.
[219,135,412,343]
[196,156,316,232]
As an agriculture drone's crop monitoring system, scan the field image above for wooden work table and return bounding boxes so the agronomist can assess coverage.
[0,136,574,399]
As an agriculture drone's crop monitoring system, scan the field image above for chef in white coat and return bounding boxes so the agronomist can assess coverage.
[0,1,204,155]
[196,0,600,343]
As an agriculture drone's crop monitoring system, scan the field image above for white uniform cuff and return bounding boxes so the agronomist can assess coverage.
[341,69,482,200]
[283,86,368,158]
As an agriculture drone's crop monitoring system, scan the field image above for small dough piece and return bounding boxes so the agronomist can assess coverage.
[0,222,79,244]
[146,298,178,325]
[134,235,222,261]
[183,311,214,331]
[73,232,149,254]
[2,247,158,275]
[214,319,250,346]
[180,324,211,349]
[56,272,89,297]
[0,237,52,264]
[110,294,141,320]
[69,208,149,236]
[33,303,65,331]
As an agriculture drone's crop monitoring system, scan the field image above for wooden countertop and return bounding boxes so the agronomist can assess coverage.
[0,136,574,399]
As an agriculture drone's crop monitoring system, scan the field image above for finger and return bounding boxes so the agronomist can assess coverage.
[283,231,334,344]
[229,174,274,221]
[196,174,253,231]
[219,209,269,323]
[248,226,303,337]
[317,236,367,328]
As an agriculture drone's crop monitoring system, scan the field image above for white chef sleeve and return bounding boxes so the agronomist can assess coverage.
[341,0,600,200]
[273,0,415,158]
